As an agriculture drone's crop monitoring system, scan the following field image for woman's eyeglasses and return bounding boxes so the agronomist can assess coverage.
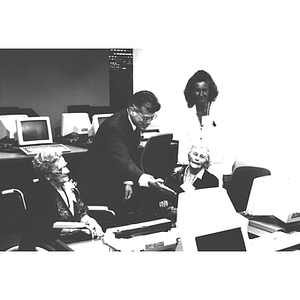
[52,165,69,175]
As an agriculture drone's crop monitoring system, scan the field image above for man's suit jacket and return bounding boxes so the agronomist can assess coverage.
[75,109,144,212]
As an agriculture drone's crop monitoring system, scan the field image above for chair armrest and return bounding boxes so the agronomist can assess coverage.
[53,222,96,240]
[53,221,87,229]
[88,205,116,216]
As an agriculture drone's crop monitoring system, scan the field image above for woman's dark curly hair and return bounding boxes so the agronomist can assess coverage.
[184,70,219,108]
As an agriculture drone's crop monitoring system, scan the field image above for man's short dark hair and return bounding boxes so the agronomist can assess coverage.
[128,90,161,113]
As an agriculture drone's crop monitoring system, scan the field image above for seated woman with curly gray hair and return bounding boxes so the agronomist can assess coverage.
[159,144,219,216]
[19,150,104,250]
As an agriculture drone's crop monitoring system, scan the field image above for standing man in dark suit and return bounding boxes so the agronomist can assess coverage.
[75,90,175,215]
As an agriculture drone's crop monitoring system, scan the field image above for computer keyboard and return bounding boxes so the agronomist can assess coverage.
[19,143,71,155]
[108,218,172,239]
[114,221,173,239]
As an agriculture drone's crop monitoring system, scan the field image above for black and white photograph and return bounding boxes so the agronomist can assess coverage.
[0,0,299,299]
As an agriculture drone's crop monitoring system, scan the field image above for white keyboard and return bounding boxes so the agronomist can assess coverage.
[19,143,71,155]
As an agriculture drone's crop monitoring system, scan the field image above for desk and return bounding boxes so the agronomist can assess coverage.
[67,238,111,252]
[68,231,179,252]
[0,144,87,162]
[0,145,88,191]
[248,224,300,251]
[61,221,300,252]
[67,220,179,252]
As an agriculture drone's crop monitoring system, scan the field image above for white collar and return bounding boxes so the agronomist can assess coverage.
[195,168,205,179]
[127,109,137,131]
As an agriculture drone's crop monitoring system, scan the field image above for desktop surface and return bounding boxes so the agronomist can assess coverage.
[0,144,88,162]
[60,139,93,149]
[67,219,179,252]
[58,218,300,252]
[67,237,110,252]
[0,144,88,195]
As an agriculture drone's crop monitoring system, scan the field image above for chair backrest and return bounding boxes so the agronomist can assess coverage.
[140,133,173,179]
[226,166,271,213]
[0,189,26,250]
[0,188,60,251]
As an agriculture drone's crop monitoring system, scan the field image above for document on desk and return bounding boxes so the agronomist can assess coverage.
[68,238,110,252]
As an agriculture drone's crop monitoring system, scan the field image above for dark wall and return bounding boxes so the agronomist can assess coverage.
[110,68,133,111]
[0,49,110,132]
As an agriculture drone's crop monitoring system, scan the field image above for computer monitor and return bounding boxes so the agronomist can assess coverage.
[61,112,92,137]
[0,115,28,142]
[176,188,250,251]
[90,113,113,136]
[246,175,300,224]
[15,116,53,146]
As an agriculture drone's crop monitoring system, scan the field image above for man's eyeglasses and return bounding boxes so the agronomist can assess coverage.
[133,107,157,122]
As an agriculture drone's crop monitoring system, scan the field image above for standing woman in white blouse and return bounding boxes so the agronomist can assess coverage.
[184,69,219,127]
[178,70,234,186]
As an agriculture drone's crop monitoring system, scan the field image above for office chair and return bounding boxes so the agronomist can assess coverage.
[140,133,174,179]
[0,188,60,251]
[29,178,116,235]
[0,184,115,251]
[226,166,271,213]
[85,205,116,232]
[139,133,174,219]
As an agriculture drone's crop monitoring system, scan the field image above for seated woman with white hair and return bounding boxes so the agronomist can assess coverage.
[160,144,219,214]
[19,150,104,250]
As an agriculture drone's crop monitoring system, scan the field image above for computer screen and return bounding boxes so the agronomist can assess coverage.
[15,116,53,146]
[195,227,247,251]
[90,113,113,136]
[0,114,28,141]
[61,112,92,137]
